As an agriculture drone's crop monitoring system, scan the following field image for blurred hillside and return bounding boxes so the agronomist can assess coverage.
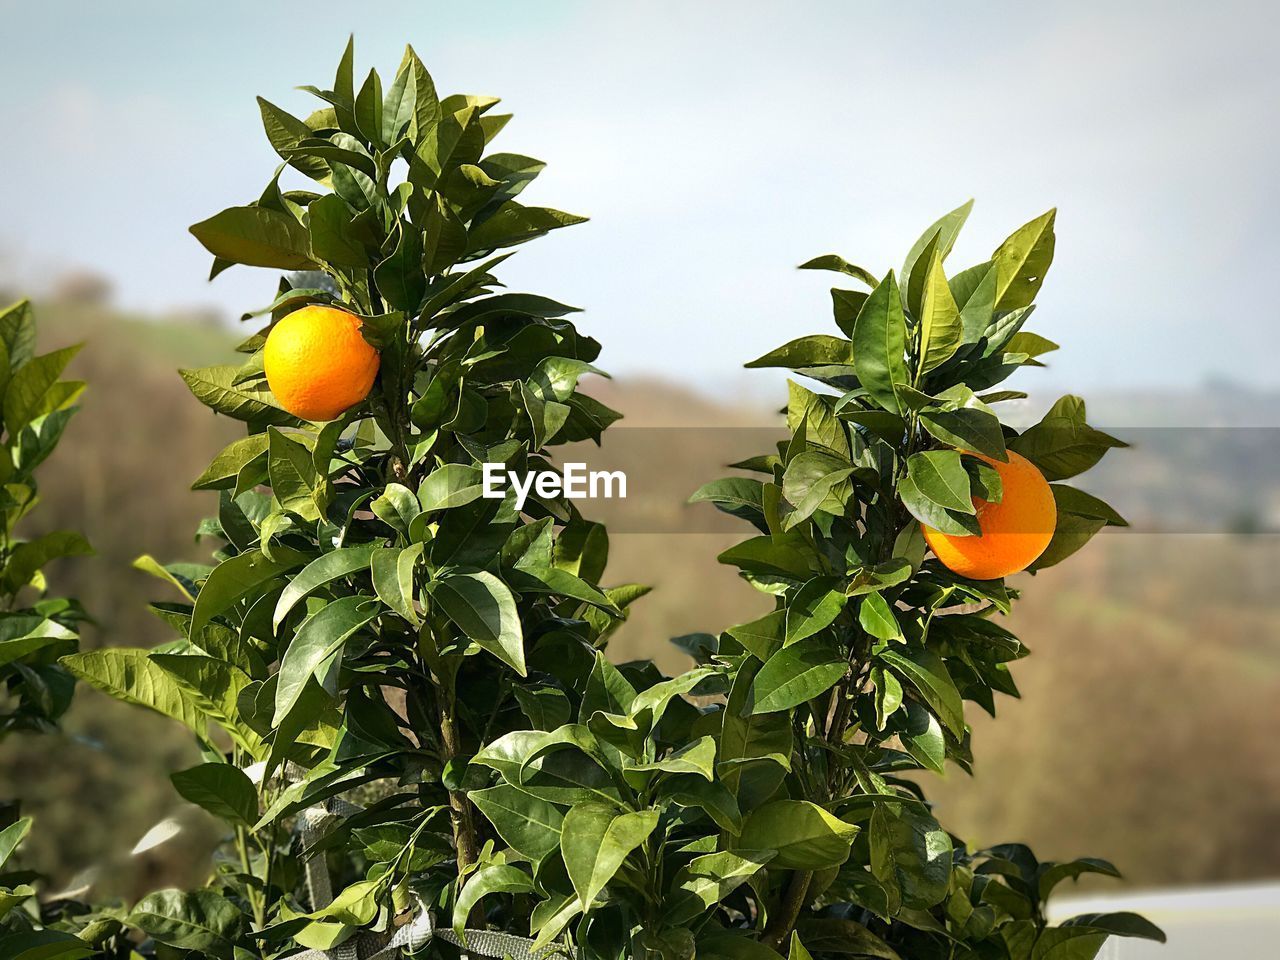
[0,297,1277,900]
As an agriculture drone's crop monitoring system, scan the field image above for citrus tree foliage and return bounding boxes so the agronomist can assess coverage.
[0,300,92,740]
[59,40,644,959]
[681,203,1161,959]
[42,39,1163,960]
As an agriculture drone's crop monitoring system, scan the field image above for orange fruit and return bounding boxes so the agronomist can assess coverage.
[263,305,380,422]
[921,450,1056,580]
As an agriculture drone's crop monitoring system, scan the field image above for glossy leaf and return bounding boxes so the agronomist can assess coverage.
[851,272,908,414]
[738,799,859,869]
[170,763,258,827]
[274,595,380,725]
[429,571,525,675]
[749,640,847,715]
[561,802,659,907]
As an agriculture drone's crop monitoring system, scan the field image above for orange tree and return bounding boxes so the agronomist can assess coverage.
[681,203,1163,959]
[34,41,1166,960]
[58,40,645,959]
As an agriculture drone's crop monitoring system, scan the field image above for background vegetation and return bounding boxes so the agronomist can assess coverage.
[2,292,1277,901]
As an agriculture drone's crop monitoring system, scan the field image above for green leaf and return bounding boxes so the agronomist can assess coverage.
[192,435,270,491]
[371,544,423,626]
[699,933,784,960]
[749,640,847,714]
[1057,911,1166,943]
[668,850,777,925]
[0,930,93,960]
[858,591,901,641]
[918,250,962,375]
[371,482,421,536]
[179,365,298,426]
[951,262,998,343]
[190,545,308,639]
[469,784,563,861]
[189,205,318,271]
[409,49,441,140]
[128,889,243,955]
[4,344,81,434]
[720,657,792,805]
[429,571,525,675]
[781,450,854,530]
[354,68,384,147]
[274,595,380,725]
[561,802,659,907]
[451,864,535,936]
[727,609,786,662]
[1006,331,1059,359]
[1050,485,1127,527]
[789,933,813,960]
[878,645,964,736]
[1037,858,1121,901]
[690,477,766,528]
[738,799,859,869]
[899,700,945,773]
[918,386,1007,460]
[793,919,900,959]
[466,202,587,254]
[0,618,76,669]
[991,209,1056,311]
[870,803,952,913]
[170,763,258,827]
[374,222,426,311]
[273,542,380,631]
[0,886,35,922]
[852,272,909,414]
[61,648,207,736]
[785,577,848,644]
[905,450,975,514]
[831,289,869,337]
[845,558,912,596]
[2,531,92,594]
[268,428,323,519]
[1010,395,1127,481]
[798,255,878,287]
[899,472,980,538]
[0,818,32,869]
[870,665,903,730]
[787,381,852,459]
[0,300,36,369]
[381,50,416,143]
[746,335,854,370]
[901,200,973,310]
[718,534,817,582]
[258,98,329,180]
[629,736,718,780]
[151,654,260,755]
[419,463,485,511]
[666,777,745,834]
[309,878,382,926]
[307,193,368,269]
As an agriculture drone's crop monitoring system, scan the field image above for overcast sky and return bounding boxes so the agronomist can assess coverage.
[1,0,1276,395]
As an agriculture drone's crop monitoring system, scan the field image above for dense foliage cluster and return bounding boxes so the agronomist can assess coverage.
[1,42,1163,960]
[0,300,92,742]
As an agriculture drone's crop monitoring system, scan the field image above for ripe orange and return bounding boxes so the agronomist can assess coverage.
[263,305,380,422]
[921,450,1056,580]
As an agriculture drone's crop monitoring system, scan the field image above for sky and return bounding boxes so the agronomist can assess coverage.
[1,0,1277,395]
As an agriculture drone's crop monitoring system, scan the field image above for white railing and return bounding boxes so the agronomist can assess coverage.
[1049,882,1280,958]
